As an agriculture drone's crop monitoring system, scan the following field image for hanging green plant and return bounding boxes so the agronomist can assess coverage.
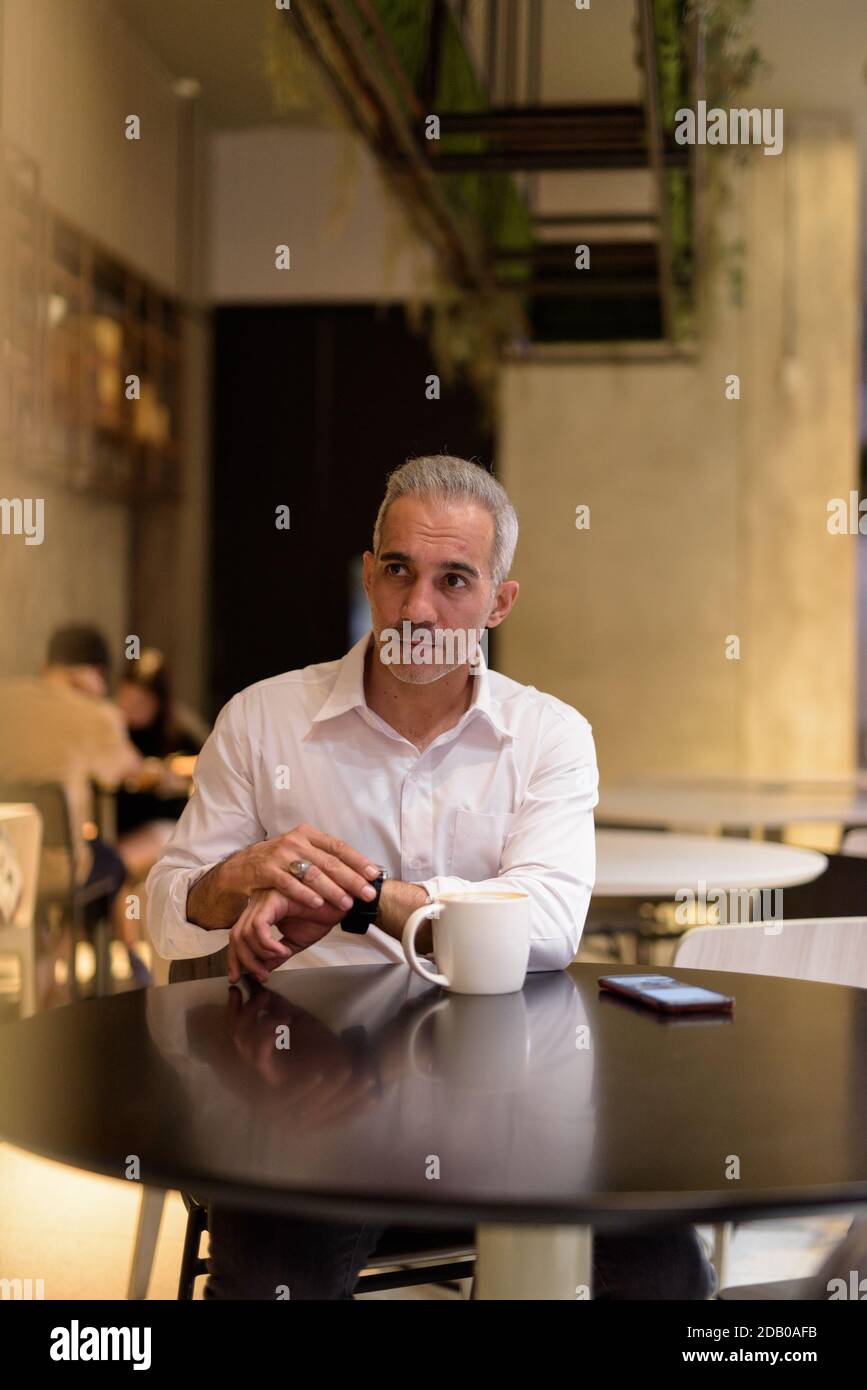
[638,0,767,336]
[698,0,767,317]
[263,1,531,415]
[348,0,532,408]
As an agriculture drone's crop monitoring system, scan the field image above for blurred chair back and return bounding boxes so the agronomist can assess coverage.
[841,828,867,856]
[0,803,42,930]
[0,802,43,1016]
[810,1215,867,1299]
[677,914,867,1298]
[674,916,867,989]
[0,780,75,901]
[0,780,118,1001]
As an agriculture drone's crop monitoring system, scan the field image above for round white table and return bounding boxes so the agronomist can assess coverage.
[595,828,828,897]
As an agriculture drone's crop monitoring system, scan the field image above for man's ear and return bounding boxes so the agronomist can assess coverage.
[361,550,375,596]
[486,580,519,629]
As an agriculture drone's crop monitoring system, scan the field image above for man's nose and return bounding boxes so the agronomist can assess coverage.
[401,579,439,625]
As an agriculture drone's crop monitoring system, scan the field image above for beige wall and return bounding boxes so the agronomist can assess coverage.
[208,125,435,304]
[498,123,859,782]
[0,473,130,679]
[0,0,208,710]
[2,0,179,289]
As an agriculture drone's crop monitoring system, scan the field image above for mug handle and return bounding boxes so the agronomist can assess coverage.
[402,901,450,988]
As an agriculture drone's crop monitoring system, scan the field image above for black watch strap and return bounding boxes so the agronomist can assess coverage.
[340,869,387,934]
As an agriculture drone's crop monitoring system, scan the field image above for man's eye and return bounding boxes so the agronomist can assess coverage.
[385,563,406,575]
[444,573,467,588]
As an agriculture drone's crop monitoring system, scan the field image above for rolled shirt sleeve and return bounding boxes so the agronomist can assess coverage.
[145,695,266,961]
[417,709,598,972]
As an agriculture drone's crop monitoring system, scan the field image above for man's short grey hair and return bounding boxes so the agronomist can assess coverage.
[372,454,518,587]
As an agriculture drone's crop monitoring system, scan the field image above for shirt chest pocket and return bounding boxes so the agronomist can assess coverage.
[448,809,516,881]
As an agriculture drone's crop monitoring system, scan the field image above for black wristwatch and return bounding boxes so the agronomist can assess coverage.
[340,868,388,934]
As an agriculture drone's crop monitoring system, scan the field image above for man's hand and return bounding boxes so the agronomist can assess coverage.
[226,888,347,984]
[188,822,381,930]
[220,823,380,912]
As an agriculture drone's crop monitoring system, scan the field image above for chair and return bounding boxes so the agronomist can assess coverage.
[0,781,117,1000]
[175,1191,475,1300]
[673,917,867,1296]
[128,947,476,1299]
[128,950,231,1299]
[0,803,43,1016]
[719,1205,867,1301]
[841,827,867,857]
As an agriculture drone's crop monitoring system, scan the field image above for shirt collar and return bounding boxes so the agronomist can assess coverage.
[310,629,513,741]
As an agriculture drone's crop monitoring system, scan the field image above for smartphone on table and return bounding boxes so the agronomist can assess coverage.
[598,974,735,1014]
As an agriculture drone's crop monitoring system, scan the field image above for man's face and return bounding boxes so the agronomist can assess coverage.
[363,495,517,686]
[118,682,160,729]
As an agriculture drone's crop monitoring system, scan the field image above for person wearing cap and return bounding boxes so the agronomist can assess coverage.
[0,624,147,989]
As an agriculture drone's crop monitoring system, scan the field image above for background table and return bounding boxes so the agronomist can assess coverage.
[591,830,828,964]
[1,962,866,1298]
[595,829,827,897]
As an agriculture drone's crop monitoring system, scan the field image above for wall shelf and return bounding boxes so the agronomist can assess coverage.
[1,137,185,503]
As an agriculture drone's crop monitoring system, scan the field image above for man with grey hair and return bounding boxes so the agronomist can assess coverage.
[147,453,714,1300]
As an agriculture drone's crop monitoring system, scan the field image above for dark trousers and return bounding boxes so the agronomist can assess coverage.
[83,836,126,921]
[203,1207,717,1300]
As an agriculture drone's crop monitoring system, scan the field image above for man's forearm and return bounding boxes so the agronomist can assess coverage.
[186,860,248,930]
[187,866,433,939]
[377,880,433,953]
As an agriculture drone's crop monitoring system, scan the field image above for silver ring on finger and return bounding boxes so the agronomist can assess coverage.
[288,859,313,883]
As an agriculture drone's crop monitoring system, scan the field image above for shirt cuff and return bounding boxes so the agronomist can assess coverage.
[148,861,232,961]
[416,876,459,902]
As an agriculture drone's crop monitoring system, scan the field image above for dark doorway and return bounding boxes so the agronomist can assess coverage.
[210,305,495,716]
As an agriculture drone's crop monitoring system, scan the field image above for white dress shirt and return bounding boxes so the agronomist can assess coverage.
[146,630,599,972]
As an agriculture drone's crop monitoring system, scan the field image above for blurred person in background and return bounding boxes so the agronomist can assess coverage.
[115,648,208,882]
[0,624,151,989]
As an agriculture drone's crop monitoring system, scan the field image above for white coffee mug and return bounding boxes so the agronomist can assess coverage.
[402,891,531,995]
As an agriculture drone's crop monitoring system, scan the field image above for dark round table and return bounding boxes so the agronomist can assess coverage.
[2,962,866,1298]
